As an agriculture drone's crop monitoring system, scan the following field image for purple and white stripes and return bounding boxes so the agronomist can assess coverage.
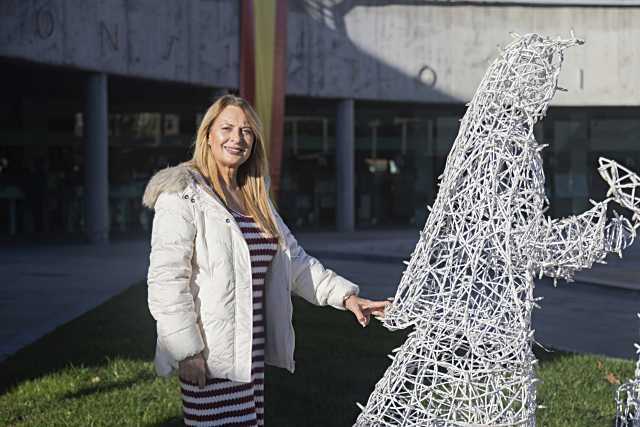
[181,211,277,427]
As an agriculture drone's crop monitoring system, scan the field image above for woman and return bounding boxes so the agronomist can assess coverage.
[142,95,389,426]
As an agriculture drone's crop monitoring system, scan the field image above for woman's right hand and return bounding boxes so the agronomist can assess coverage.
[179,352,207,389]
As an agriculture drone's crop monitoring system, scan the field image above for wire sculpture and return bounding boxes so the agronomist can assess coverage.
[354,33,640,426]
[616,314,640,427]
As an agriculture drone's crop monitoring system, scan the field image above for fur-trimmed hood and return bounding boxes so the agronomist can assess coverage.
[142,162,195,210]
[142,162,272,210]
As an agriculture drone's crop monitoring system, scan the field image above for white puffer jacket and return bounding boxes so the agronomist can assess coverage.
[142,163,359,383]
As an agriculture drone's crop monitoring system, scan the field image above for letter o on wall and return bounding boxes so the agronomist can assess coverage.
[35,7,55,39]
[418,65,437,88]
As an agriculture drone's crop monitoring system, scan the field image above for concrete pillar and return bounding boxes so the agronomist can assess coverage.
[336,99,355,232]
[84,73,109,244]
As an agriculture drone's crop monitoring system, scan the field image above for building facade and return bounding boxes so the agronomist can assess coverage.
[1,0,639,241]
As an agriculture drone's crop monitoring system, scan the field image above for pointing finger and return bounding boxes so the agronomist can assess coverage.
[367,300,391,307]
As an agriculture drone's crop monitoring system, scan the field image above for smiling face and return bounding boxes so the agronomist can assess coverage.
[208,105,255,172]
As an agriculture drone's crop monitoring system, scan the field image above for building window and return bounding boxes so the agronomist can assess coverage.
[279,116,335,229]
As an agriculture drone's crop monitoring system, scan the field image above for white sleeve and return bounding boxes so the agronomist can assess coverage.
[147,192,204,361]
[274,210,359,310]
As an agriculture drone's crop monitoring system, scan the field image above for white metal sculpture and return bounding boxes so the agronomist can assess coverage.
[355,33,640,426]
[616,314,640,427]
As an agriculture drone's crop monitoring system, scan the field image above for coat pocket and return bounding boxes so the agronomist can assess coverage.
[202,318,234,366]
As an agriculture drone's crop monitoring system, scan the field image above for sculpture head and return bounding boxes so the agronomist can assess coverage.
[477,33,583,131]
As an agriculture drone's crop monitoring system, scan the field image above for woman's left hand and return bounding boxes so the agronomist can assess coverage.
[344,295,391,327]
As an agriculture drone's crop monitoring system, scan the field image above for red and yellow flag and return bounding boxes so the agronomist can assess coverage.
[240,0,287,198]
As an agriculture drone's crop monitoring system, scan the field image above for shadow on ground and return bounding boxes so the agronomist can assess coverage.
[0,282,155,394]
[1,279,631,426]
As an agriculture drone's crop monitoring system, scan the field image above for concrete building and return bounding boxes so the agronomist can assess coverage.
[1,0,639,241]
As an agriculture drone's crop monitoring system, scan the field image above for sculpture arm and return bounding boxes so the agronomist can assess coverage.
[530,202,634,282]
[530,157,640,282]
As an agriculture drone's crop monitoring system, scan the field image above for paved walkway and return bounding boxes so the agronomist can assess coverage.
[315,256,640,359]
[1,228,638,362]
[0,241,150,361]
[296,229,640,291]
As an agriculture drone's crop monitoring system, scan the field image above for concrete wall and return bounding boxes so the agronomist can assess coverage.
[289,1,640,105]
[1,0,639,106]
[0,0,239,88]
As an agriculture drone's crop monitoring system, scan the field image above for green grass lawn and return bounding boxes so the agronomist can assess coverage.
[0,282,635,426]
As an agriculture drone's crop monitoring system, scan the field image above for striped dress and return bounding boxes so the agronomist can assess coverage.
[181,210,278,427]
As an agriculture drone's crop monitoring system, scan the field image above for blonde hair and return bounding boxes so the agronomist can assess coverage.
[189,95,280,241]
